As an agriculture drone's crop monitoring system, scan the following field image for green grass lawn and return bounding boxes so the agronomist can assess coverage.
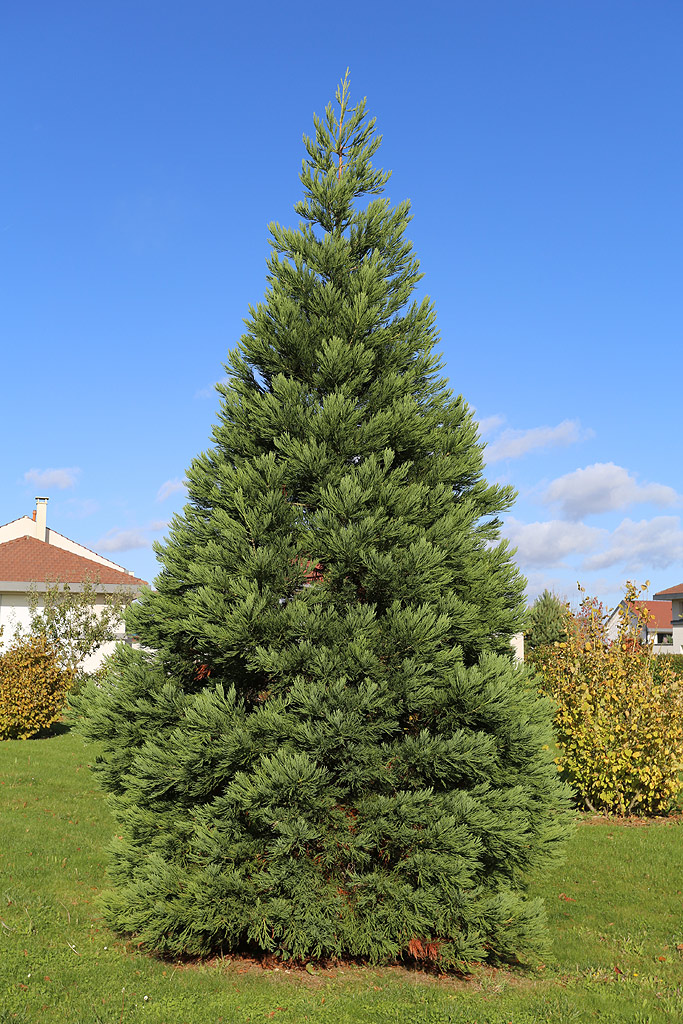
[1,728,682,1023]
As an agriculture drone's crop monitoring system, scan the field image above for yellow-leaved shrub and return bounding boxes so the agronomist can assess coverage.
[0,635,73,740]
[528,582,683,815]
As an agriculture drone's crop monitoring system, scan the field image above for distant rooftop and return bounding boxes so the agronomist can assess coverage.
[0,535,147,587]
[627,599,673,630]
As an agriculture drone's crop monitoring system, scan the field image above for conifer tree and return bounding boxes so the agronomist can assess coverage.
[525,590,570,651]
[74,75,570,967]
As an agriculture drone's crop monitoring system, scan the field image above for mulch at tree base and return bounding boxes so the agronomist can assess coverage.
[160,949,541,989]
[579,812,683,827]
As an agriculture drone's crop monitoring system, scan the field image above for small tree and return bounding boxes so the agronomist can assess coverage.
[525,590,569,652]
[529,582,683,815]
[25,577,133,677]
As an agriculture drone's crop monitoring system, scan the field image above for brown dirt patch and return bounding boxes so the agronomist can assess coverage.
[165,950,544,992]
[578,812,683,827]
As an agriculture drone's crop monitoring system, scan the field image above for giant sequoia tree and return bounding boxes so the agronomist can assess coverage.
[75,77,570,967]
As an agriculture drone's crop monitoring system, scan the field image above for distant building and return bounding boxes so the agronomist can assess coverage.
[511,632,525,663]
[605,598,675,654]
[653,583,683,654]
[0,497,147,671]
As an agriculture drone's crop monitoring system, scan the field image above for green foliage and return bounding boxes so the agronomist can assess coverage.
[73,75,571,967]
[0,633,73,740]
[67,665,108,699]
[2,730,682,1024]
[529,583,683,815]
[25,577,133,678]
[653,653,683,685]
[525,590,570,652]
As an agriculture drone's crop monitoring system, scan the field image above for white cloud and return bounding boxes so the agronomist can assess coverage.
[576,576,627,603]
[195,376,228,400]
[97,528,152,552]
[583,516,683,572]
[523,571,639,613]
[24,466,80,490]
[522,571,575,604]
[64,498,99,518]
[156,478,185,502]
[97,519,168,552]
[486,420,590,462]
[477,414,505,436]
[504,516,604,568]
[543,463,680,521]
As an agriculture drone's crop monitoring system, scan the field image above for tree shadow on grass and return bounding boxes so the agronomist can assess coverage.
[32,720,72,739]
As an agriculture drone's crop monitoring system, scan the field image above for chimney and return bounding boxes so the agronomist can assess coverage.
[35,496,49,542]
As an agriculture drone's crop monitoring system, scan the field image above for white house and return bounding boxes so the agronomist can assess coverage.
[0,497,147,671]
[653,583,683,655]
[510,632,524,663]
[605,598,674,654]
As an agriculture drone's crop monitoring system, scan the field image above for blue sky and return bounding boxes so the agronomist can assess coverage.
[3,1,682,607]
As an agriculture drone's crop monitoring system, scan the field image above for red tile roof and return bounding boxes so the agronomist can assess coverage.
[653,583,683,599]
[0,536,146,586]
[630,600,673,630]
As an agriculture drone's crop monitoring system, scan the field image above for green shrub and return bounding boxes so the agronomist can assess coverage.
[67,664,109,701]
[0,636,73,740]
[653,653,683,685]
[528,583,683,815]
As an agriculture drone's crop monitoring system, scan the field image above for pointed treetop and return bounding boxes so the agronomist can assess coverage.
[295,72,390,234]
[335,68,351,179]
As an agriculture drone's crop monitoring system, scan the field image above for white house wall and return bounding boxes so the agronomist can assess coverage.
[0,592,33,642]
[672,598,683,654]
[510,632,524,662]
[0,590,127,672]
[0,518,38,544]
